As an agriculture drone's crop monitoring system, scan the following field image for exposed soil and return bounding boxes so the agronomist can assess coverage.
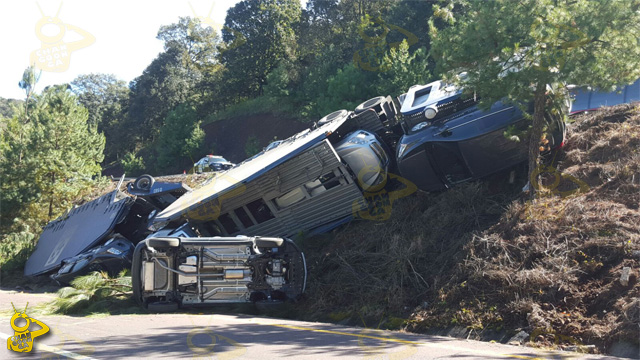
[202,113,309,163]
[293,103,640,357]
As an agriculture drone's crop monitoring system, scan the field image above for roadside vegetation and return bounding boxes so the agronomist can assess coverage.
[44,271,138,315]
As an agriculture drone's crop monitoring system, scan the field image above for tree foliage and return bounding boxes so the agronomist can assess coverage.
[221,0,302,97]
[71,74,130,163]
[430,0,640,193]
[0,84,105,226]
[155,104,205,173]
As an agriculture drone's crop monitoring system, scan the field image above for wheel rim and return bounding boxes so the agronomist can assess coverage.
[138,179,150,190]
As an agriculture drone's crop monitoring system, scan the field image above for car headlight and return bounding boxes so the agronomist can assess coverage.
[411,122,429,132]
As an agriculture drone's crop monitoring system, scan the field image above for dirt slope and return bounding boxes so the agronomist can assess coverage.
[294,104,640,356]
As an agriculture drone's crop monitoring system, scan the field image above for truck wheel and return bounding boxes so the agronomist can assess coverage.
[355,96,385,114]
[318,109,348,125]
[147,301,179,313]
[134,174,154,191]
[147,238,180,249]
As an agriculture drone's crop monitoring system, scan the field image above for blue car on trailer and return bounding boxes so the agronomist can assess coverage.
[355,79,567,192]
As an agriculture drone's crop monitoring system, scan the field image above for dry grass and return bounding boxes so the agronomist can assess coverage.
[296,104,640,354]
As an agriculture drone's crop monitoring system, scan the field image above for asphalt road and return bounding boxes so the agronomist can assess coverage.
[0,290,627,360]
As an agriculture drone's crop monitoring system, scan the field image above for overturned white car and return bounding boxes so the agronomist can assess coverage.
[131,226,306,312]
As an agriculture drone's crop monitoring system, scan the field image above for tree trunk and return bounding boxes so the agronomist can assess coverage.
[48,172,55,221]
[527,82,547,198]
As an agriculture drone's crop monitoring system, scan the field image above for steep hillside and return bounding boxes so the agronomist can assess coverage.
[202,113,309,163]
[294,104,640,356]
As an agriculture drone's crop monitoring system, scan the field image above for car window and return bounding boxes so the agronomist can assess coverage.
[218,213,239,234]
[246,199,275,224]
[234,207,254,228]
[274,187,306,209]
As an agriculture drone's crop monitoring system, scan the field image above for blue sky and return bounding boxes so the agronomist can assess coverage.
[0,0,307,100]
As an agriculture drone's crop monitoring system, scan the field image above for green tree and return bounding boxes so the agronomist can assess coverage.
[29,85,105,220]
[430,0,640,194]
[157,17,220,79]
[71,73,130,163]
[0,98,23,118]
[316,63,377,116]
[375,41,430,97]
[0,84,105,225]
[155,104,205,173]
[221,0,302,97]
[127,17,220,148]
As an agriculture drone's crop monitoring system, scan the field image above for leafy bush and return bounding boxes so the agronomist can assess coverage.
[244,135,261,157]
[315,63,377,117]
[155,104,205,173]
[264,63,292,97]
[120,151,146,177]
[0,226,37,273]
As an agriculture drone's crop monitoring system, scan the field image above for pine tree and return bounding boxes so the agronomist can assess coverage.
[1,83,105,226]
[29,85,105,220]
[430,0,640,196]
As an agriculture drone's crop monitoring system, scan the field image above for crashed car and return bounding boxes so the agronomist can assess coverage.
[194,155,234,173]
[356,80,567,192]
[51,235,133,285]
[24,174,308,311]
[131,225,306,311]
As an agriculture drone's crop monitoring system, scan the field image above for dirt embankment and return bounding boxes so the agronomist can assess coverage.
[295,104,640,356]
[202,113,309,163]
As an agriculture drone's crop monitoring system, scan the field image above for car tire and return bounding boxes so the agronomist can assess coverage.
[131,241,146,307]
[355,96,385,114]
[318,109,348,125]
[147,301,179,313]
[147,238,180,249]
[134,174,154,192]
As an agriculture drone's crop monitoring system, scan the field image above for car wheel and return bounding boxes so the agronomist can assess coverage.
[318,109,348,125]
[134,174,154,192]
[355,96,385,114]
[131,242,145,306]
[147,238,180,249]
[147,301,179,313]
